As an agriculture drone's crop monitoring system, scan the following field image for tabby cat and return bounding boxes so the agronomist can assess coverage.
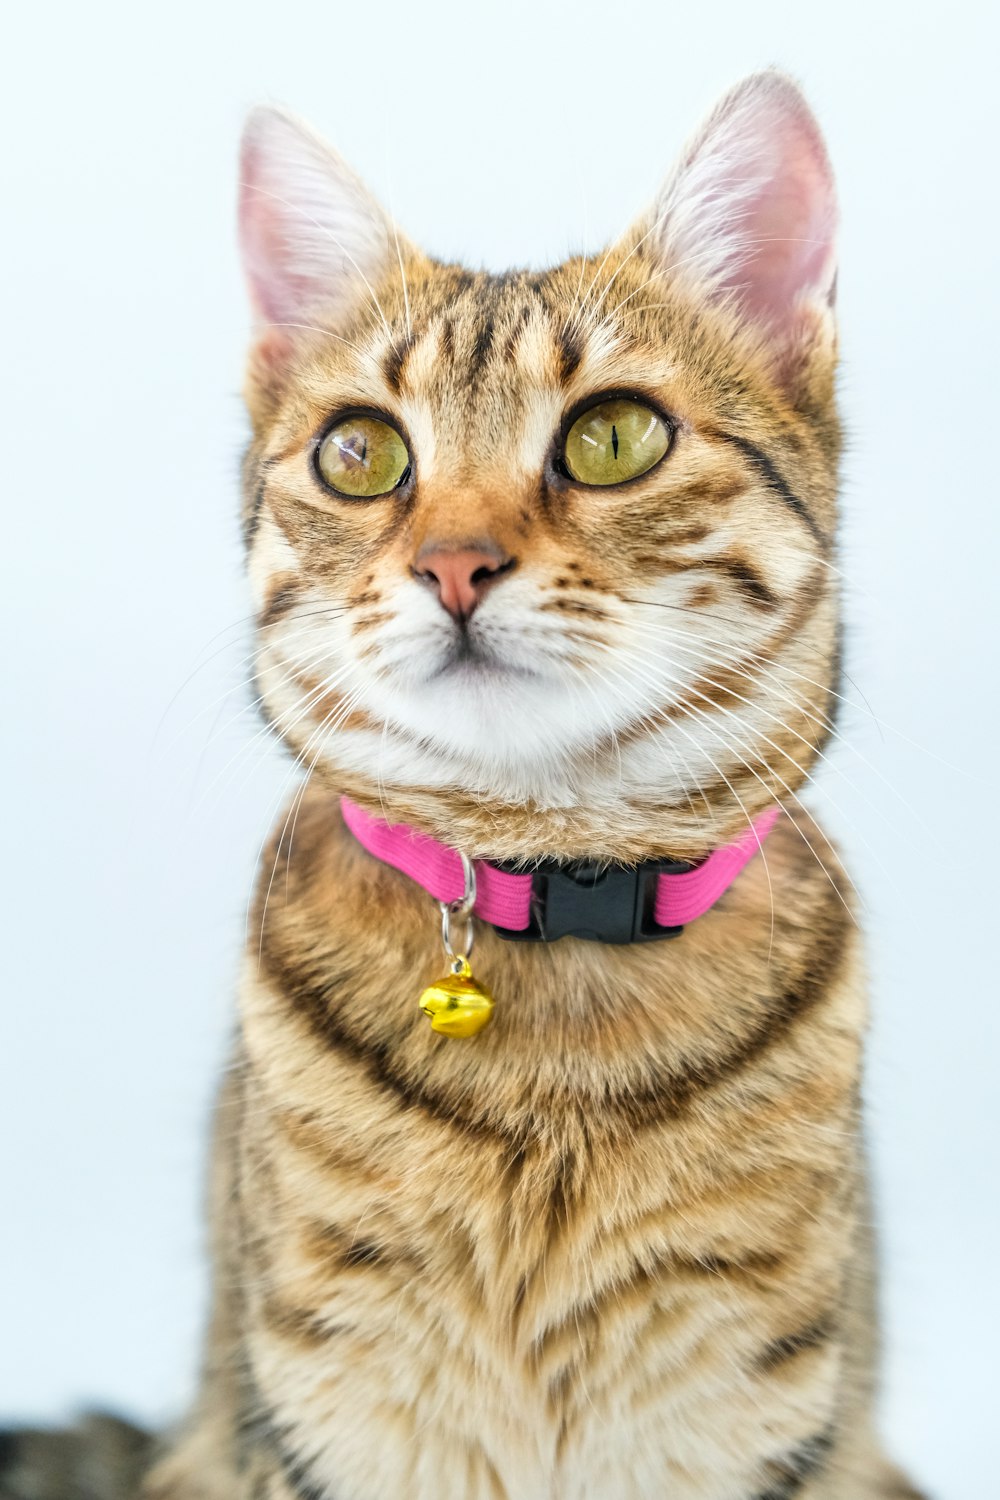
[2,71,924,1500]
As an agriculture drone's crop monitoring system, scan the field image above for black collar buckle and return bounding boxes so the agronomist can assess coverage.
[490,856,690,945]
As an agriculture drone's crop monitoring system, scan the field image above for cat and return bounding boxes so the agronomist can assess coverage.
[0,71,924,1500]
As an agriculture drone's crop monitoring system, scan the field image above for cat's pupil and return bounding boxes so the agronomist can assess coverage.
[611,424,619,460]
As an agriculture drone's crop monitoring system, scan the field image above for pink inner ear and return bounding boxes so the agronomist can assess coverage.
[237,106,392,339]
[658,76,838,344]
[240,143,279,324]
[239,131,312,328]
[721,121,837,329]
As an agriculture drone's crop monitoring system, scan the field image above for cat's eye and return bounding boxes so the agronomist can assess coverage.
[316,414,411,498]
[562,399,671,487]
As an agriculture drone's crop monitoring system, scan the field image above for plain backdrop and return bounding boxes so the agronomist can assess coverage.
[1,2,997,1496]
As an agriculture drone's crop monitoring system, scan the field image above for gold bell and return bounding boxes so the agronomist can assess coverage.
[419,854,494,1038]
[419,957,494,1038]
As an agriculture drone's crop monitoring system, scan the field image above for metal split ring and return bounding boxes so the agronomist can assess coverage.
[440,852,477,961]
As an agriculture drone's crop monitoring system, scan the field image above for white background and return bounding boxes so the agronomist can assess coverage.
[1,2,997,1496]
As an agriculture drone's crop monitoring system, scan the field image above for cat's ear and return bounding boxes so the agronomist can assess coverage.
[646,72,837,377]
[239,105,402,352]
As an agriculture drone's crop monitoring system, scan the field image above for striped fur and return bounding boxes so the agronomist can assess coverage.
[134,72,924,1500]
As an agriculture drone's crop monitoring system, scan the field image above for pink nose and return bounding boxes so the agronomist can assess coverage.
[413,546,515,622]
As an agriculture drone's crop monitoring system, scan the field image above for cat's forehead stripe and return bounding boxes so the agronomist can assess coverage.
[371,286,586,421]
[381,331,418,396]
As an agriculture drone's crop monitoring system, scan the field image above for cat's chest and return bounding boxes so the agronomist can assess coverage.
[237,851,857,1500]
[243,1087,843,1500]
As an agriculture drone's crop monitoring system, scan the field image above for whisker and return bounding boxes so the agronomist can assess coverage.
[685,703,863,927]
[609,649,861,926]
[616,602,954,814]
[155,602,352,747]
[257,321,370,359]
[616,622,921,854]
[256,676,369,958]
[246,665,374,951]
[160,617,353,755]
[571,665,625,789]
[615,637,898,895]
[200,652,360,815]
[620,594,925,748]
[581,661,715,839]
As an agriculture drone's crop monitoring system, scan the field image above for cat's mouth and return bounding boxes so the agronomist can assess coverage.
[430,633,540,683]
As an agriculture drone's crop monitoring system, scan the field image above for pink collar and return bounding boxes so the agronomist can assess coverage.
[342,798,780,944]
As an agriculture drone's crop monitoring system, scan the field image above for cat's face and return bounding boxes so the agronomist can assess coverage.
[239,73,840,861]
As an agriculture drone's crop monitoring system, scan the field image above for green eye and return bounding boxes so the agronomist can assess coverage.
[563,399,671,486]
[316,415,411,498]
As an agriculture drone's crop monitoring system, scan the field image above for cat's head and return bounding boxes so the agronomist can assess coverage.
[239,72,839,862]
